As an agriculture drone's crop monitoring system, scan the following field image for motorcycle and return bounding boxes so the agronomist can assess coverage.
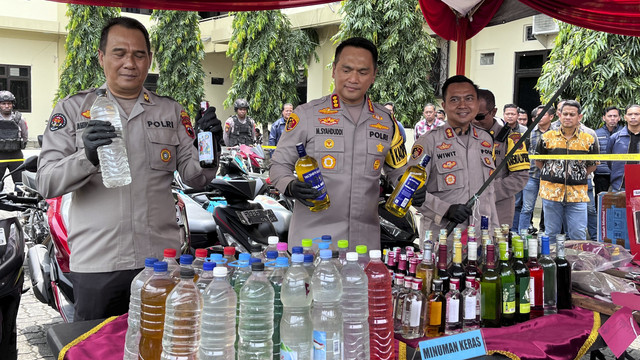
[19,165,49,246]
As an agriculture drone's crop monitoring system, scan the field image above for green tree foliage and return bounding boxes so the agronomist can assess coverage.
[225,11,318,124]
[150,10,206,119]
[537,22,640,128]
[333,0,438,126]
[55,5,120,103]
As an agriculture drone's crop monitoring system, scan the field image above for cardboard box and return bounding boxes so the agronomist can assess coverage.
[597,191,629,248]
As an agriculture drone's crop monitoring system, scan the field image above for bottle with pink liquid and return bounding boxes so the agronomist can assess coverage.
[365,250,395,360]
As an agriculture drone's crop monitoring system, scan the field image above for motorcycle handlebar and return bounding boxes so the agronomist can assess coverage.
[5,193,40,205]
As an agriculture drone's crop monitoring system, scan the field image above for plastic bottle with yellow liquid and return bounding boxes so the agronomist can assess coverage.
[385,155,431,217]
[294,142,330,212]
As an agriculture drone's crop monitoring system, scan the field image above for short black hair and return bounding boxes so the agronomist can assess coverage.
[626,104,640,112]
[532,105,555,118]
[442,75,478,100]
[437,109,445,115]
[100,17,151,54]
[603,106,621,117]
[334,37,378,70]
[477,89,495,111]
[383,101,394,108]
[561,100,582,114]
[503,104,517,111]
[517,107,527,114]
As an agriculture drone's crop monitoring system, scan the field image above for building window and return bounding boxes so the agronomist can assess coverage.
[524,25,536,41]
[0,64,31,112]
[480,53,495,66]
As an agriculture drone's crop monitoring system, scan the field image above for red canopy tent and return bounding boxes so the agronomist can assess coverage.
[50,0,640,73]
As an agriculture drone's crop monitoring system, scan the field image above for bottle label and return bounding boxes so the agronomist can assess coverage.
[302,168,328,200]
[429,301,442,325]
[313,330,327,360]
[280,343,299,360]
[464,295,476,320]
[529,277,535,306]
[197,131,214,161]
[502,282,516,314]
[410,299,423,327]
[447,298,460,323]
[519,278,531,314]
[392,176,421,208]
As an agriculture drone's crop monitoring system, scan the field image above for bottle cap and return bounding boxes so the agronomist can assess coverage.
[337,240,349,249]
[180,267,195,278]
[346,252,358,262]
[556,234,566,242]
[249,258,262,264]
[301,239,313,248]
[179,254,194,265]
[277,242,288,251]
[195,249,208,258]
[369,249,382,259]
[396,273,405,279]
[266,250,278,259]
[238,253,251,262]
[304,254,314,263]
[292,253,304,263]
[153,261,168,272]
[203,261,216,271]
[144,257,159,267]
[268,236,279,245]
[250,244,262,253]
[292,246,303,254]
[163,248,177,258]
[319,249,332,259]
[541,235,550,255]
[251,262,265,271]
[275,257,289,267]
[414,278,423,290]
[355,245,368,254]
[321,235,332,243]
[224,246,236,256]
[318,241,331,250]
[332,250,339,259]
[213,267,227,277]
[210,253,224,263]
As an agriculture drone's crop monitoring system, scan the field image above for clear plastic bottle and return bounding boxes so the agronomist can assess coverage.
[209,253,227,269]
[332,250,343,272]
[162,248,179,279]
[200,267,237,360]
[233,258,262,354]
[292,246,303,255]
[161,267,202,360]
[340,252,370,359]
[229,253,251,287]
[356,245,369,269]
[264,236,279,258]
[177,254,197,281]
[238,262,274,360]
[269,257,289,360]
[265,250,278,274]
[192,249,208,275]
[311,249,343,360]
[280,253,313,360]
[195,261,216,294]
[139,261,177,360]
[303,253,315,277]
[301,238,315,260]
[402,278,425,339]
[123,257,158,360]
[250,244,266,262]
[365,249,395,360]
[314,241,331,266]
[223,246,237,276]
[276,242,291,264]
[337,240,349,267]
[91,88,131,188]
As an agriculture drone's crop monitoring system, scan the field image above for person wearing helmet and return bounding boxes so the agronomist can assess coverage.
[0,90,28,194]
[223,98,257,146]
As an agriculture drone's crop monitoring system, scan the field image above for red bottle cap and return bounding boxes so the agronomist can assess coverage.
[163,248,176,258]
[195,248,208,258]
[224,246,236,256]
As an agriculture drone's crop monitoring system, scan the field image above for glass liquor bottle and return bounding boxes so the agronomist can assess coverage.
[498,241,516,326]
[445,278,463,335]
[397,253,408,276]
[519,229,530,260]
[436,243,450,294]
[424,279,445,338]
[402,278,425,339]
[394,276,412,333]
[539,235,557,315]
[462,276,480,331]
[391,273,405,323]
[448,242,465,292]
[480,244,501,328]
[408,258,418,278]
[294,142,330,211]
[465,241,482,283]
[512,239,531,323]
[555,234,572,310]
[527,237,544,319]
[416,246,434,298]
[385,155,431,217]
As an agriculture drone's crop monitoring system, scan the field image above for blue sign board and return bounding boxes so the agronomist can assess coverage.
[418,330,487,360]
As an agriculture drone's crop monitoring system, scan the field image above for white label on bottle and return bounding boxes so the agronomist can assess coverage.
[410,300,423,326]
[529,277,535,306]
[198,131,214,161]
[447,298,460,323]
[464,295,476,320]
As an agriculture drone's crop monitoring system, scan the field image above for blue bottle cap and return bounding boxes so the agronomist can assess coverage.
[321,235,332,242]
[238,253,251,262]
[320,249,332,259]
[153,261,168,272]
[481,216,489,229]
[179,254,194,265]
[266,250,278,259]
[318,241,330,250]
[203,261,216,271]
[292,253,304,263]
[541,235,550,255]
[275,257,289,267]
[292,246,303,254]
[145,257,159,267]
[249,257,262,264]
[304,254,314,263]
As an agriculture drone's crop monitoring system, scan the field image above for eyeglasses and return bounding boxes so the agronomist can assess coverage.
[475,112,490,120]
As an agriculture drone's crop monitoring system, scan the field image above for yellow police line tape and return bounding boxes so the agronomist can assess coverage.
[530,154,640,161]
[0,159,25,163]
[262,145,276,150]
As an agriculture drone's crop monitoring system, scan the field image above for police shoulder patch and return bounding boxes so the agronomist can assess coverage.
[286,113,300,132]
[180,110,195,139]
[49,113,67,131]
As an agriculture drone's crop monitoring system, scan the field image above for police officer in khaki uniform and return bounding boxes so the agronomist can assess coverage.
[408,76,499,244]
[472,89,528,227]
[36,17,220,321]
[270,37,407,251]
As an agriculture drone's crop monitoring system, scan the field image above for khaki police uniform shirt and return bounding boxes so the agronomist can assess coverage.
[37,85,217,272]
[270,94,407,251]
[408,122,499,244]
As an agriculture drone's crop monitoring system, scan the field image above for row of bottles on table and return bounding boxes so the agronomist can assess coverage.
[386,222,573,338]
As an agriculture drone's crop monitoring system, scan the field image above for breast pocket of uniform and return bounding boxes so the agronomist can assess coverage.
[480,155,496,182]
[146,128,179,172]
[314,136,344,173]
[365,138,388,175]
[435,158,465,191]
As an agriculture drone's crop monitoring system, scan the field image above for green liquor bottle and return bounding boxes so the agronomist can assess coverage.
[539,235,557,315]
[555,234,572,310]
[498,241,516,326]
[512,239,530,323]
[480,244,501,328]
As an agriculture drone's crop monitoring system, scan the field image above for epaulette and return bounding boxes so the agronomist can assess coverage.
[62,87,97,101]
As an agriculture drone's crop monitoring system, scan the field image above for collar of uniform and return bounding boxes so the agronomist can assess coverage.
[330,93,374,114]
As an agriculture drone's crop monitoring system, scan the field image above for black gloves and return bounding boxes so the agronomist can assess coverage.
[195,107,223,148]
[444,204,473,224]
[411,185,427,208]
[82,120,116,166]
[285,180,320,207]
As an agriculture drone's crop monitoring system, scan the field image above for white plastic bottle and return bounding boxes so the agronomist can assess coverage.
[280,253,313,360]
[90,88,131,188]
[238,262,274,360]
[123,257,157,360]
[311,249,343,360]
[340,252,370,360]
[200,267,237,360]
[161,267,202,359]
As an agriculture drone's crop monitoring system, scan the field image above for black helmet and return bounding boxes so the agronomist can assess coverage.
[0,91,16,104]
[234,98,249,112]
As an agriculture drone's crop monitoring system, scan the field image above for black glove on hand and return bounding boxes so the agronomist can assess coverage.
[444,204,473,224]
[82,120,116,166]
[411,185,427,208]
[285,180,320,207]
[195,107,223,145]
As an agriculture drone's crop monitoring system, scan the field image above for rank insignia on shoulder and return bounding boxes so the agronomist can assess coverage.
[318,107,338,115]
[367,98,374,113]
[286,113,300,132]
[472,127,478,138]
[370,122,389,130]
[49,113,67,131]
[411,145,424,160]
[331,94,340,109]
[445,128,454,139]
[180,110,195,139]
[160,149,171,162]
[144,93,150,103]
[436,142,452,150]
[81,110,91,119]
